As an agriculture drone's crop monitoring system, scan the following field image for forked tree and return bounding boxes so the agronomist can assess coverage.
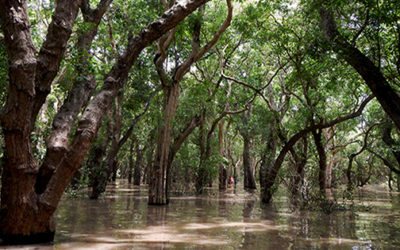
[0,0,209,244]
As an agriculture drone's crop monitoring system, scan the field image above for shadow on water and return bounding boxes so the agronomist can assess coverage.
[4,181,400,249]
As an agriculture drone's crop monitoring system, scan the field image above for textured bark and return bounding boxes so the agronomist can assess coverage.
[0,0,209,242]
[35,0,112,194]
[39,0,212,210]
[319,3,400,131]
[0,0,81,243]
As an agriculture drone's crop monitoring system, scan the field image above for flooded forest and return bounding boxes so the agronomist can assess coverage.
[0,0,400,248]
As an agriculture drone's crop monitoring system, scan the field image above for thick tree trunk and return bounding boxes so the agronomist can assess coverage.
[149,83,180,205]
[243,136,256,190]
[0,0,210,243]
[0,0,81,243]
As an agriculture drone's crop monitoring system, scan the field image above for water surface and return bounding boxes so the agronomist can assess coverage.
[7,181,400,249]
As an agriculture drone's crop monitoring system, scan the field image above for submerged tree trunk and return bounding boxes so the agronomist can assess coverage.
[149,0,232,204]
[88,111,113,200]
[312,129,329,192]
[218,121,227,190]
[243,136,256,189]
[0,0,210,242]
[149,83,180,205]
[133,144,144,186]
[260,121,278,203]
[288,135,308,202]
[128,140,134,184]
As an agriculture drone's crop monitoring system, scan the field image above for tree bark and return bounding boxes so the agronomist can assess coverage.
[88,110,113,200]
[288,135,308,201]
[35,0,112,194]
[0,0,210,242]
[0,0,81,243]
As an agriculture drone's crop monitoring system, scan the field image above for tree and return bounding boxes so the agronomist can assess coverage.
[0,0,210,243]
[149,0,232,205]
[318,0,400,131]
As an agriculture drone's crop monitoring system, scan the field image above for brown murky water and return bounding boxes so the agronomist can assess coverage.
[5,181,400,249]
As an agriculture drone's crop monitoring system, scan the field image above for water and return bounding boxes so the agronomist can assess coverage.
[4,181,400,249]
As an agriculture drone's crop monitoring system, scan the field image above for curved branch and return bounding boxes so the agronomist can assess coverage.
[175,0,232,81]
[262,94,375,202]
[39,0,211,212]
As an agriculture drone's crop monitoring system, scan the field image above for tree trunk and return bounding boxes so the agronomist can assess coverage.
[0,0,80,243]
[133,144,144,186]
[149,83,180,205]
[243,136,256,189]
[218,121,227,190]
[289,135,308,201]
[320,4,400,131]
[312,129,329,192]
[0,0,210,243]
[397,173,400,192]
[260,121,278,203]
[144,143,155,185]
[128,140,134,184]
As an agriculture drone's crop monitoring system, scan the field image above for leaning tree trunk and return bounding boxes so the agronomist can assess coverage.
[319,4,400,131]
[0,0,210,243]
[88,112,113,199]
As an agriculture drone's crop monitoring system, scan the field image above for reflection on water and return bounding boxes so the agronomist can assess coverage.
[5,181,400,249]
